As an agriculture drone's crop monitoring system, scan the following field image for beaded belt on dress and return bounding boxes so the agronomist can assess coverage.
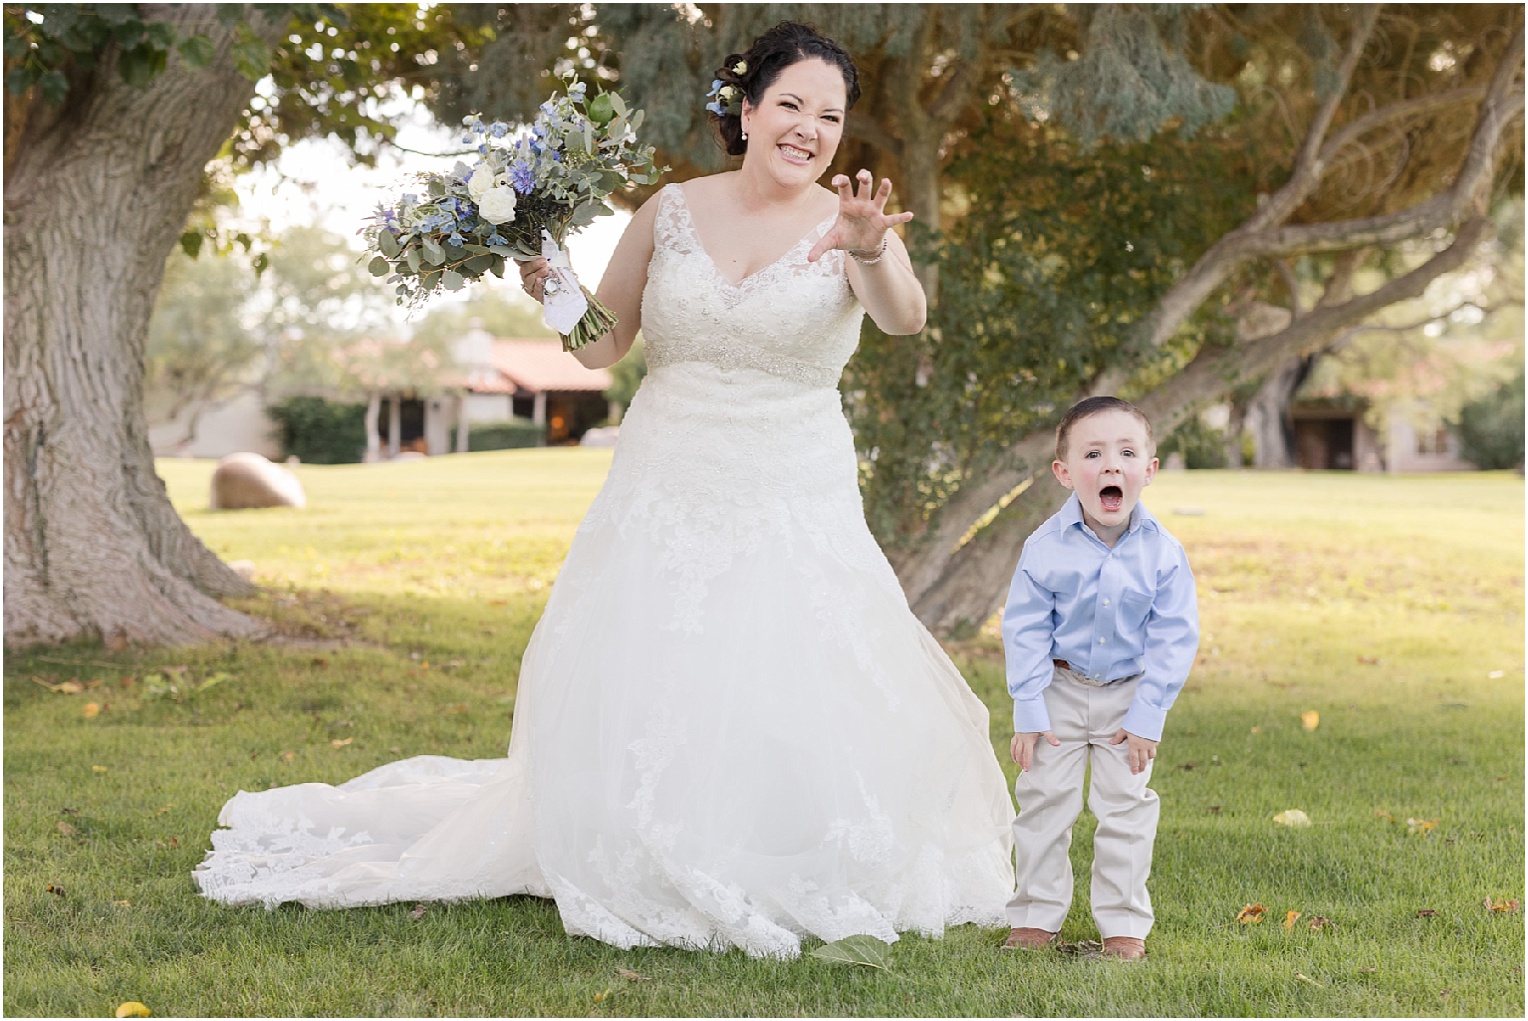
[646,343,840,389]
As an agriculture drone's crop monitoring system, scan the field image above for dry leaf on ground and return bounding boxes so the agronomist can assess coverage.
[1484,897,1520,913]
[1301,711,1319,731]
[1236,903,1267,924]
[114,1003,151,1018]
[84,702,101,717]
[616,968,651,982]
[1282,910,1301,929]
[1406,817,1438,836]
[330,738,352,748]
[1273,809,1311,827]
[1308,916,1333,931]
[1415,909,1438,918]
[409,903,428,920]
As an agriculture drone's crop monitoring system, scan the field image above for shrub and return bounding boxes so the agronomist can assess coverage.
[1455,370,1525,470]
[267,396,367,464]
[1157,415,1229,469]
[453,418,545,452]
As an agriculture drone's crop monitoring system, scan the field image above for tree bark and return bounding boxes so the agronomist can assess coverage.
[1245,358,1311,469]
[4,7,280,646]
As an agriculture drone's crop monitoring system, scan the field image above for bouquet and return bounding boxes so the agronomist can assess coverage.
[362,74,665,351]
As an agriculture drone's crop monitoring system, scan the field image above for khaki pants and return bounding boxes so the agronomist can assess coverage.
[1006,667,1158,939]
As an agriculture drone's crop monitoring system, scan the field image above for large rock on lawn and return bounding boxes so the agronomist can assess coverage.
[210,452,306,510]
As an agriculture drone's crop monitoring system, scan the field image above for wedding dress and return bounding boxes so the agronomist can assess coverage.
[195,184,1016,958]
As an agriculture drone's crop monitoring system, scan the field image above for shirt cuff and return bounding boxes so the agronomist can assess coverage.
[1121,700,1167,742]
[1013,697,1052,734]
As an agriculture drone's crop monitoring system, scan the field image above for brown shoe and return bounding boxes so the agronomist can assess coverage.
[1101,936,1147,960]
[1001,927,1058,951]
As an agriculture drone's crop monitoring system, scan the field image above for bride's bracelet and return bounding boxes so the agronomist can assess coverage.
[848,237,889,265]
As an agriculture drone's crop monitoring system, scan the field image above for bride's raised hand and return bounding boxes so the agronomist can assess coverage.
[806,169,914,264]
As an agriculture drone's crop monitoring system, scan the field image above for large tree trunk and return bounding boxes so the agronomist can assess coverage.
[4,7,279,646]
[1245,356,1314,469]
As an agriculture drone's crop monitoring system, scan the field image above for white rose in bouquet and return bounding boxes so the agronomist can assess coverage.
[478,186,518,224]
[467,165,497,202]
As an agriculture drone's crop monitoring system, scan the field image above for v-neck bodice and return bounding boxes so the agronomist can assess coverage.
[639,183,863,391]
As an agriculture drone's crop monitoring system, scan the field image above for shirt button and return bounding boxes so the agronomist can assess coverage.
[1098,636,1106,644]
[1103,598,1111,606]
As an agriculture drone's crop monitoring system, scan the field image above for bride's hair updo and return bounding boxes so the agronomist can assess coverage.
[710,22,861,157]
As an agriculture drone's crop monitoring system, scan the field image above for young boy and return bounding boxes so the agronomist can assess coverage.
[1000,396,1199,960]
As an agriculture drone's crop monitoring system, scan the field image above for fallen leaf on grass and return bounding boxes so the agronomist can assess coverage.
[616,968,651,982]
[113,900,131,908]
[592,989,614,1003]
[1374,809,1395,822]
[1206,805,1223,814]
[1273,809,1311,827]
[1308,916,1333,931]
[1236,904,1266,925]
[809,934,892,969]
[45,884,65,896]
[1484,898,1520,913]
[1294,973,1322,987]
[114,1003,151,1018]
[84,702,101,717]
[1282,910,1301,930]
[409,903,427,920]
[330,738,352,748]
[33,677,86,694]
[1300,710,1319,731]
[1250,726,1262,734]
[1415,909,1438,918]
[56,821,76,837]
[1406,817,1438,836]
[1357,655,1381,665]
[1359,965,1376,973]
[91,765,108,774]
[279,750,297,762]
[1488,670,1505,679]
[1054,939,1103,956]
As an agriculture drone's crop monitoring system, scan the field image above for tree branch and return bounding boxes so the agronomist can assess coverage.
[1134,217,1491,431]
[1318,86,1487,165]
[1246,4,1382,233]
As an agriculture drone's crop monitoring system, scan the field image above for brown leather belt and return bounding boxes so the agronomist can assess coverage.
[1053,659,1072,671]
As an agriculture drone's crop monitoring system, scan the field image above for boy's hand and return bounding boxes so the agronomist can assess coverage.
[1109,729,1158,774]
[1010,731,1060,772]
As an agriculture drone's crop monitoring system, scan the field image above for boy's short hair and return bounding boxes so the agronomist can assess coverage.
[1055,396,1156,460]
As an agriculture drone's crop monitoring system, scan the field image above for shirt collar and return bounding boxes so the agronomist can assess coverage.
[1060,492,1154,542]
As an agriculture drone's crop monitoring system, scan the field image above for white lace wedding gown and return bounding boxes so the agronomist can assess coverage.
[195,184,1015,958]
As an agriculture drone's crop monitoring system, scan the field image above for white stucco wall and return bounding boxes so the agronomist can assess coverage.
[149,389,280,460]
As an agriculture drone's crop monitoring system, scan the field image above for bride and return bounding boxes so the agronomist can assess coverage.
[196,22,1016,959]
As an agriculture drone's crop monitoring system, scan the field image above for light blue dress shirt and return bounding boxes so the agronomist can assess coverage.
[1002,493,1199,742]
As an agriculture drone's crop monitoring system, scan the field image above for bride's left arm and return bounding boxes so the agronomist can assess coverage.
[807,170,926,336]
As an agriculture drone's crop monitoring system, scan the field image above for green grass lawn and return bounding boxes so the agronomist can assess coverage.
[5,454,1523,1017]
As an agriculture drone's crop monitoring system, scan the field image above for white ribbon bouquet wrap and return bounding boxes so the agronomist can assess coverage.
[362,73,664,351]
[539,229,590,336]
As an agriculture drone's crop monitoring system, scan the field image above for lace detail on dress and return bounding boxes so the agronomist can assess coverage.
[641,184,859,390]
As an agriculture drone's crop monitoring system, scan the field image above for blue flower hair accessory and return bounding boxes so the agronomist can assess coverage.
[704,60,747,117]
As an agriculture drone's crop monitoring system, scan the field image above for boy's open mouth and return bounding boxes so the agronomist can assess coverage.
[1099,486,1124,513]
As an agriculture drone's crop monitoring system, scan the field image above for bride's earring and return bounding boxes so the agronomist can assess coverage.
[741,127,748,141]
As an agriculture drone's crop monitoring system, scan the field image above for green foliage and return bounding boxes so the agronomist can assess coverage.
[1157,415,1230,470]
[454,418,545,452]
[849,112,1251,552]
[144,248,263,429]
[1014,4,1237,148]
[604,337,646,412]
[266,395,367,464]
[1454,370,1526,470]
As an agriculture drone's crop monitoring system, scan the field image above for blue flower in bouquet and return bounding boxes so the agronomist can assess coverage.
[509,160,535,195]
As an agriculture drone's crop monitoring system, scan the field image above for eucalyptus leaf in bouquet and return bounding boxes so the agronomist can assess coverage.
[362,73,665,351]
